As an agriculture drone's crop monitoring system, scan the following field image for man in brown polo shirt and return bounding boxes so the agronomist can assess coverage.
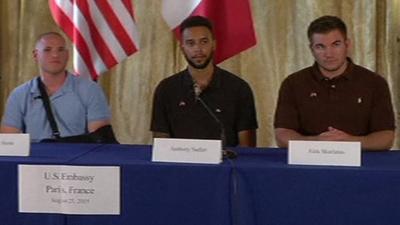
[274,15,395,151]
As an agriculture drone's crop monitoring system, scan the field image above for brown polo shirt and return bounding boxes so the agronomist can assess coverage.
[274,59,395,136]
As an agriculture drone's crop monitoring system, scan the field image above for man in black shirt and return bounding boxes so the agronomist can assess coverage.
[150,16,258,147]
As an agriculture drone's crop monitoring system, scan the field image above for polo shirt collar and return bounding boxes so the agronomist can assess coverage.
[312,57,355,81]
[30,71,74,98]
[182,66,222,89]
[30,78,41,99]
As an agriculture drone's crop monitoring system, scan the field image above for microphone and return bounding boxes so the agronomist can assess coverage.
[193,83,202,101]
[193,82,237,159]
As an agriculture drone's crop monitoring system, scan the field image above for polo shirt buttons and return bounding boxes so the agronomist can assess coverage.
[331,84,336,89]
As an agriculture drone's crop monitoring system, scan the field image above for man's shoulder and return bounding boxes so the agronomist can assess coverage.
[67,74,102,93]
[216,67,251,87]
[157,70,188,89]
[164,70,186,81]
[348,64,390,91]
[283,66,314,83]
[351,64,385,80]
[10,77,37,96]
[68,73,97,86]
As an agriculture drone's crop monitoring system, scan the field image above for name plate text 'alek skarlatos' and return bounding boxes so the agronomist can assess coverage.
[288,140,361,167]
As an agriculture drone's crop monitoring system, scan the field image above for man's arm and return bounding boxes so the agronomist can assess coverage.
[150,80,173,140]
[152,132,170,138]
[238,129,256,147]
[275,127,394,151]
[88,120,110,133]
[0,125,22,133]
[236,80,258,148]
[318,127,394,151]
[356,130,394,151]
[275,128,319,148]
[84,79,113,133]
[1,87,25,135]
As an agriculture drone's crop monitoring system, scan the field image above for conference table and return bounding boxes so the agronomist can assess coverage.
[1,143,400,225]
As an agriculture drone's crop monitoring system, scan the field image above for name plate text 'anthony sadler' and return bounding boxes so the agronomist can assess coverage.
[152,138,222,164]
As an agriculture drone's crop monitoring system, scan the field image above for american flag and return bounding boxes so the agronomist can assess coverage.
[49,0,140,80]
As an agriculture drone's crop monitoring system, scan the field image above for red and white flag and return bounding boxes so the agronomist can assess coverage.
[162,0,256,64]
[49,0,140,80]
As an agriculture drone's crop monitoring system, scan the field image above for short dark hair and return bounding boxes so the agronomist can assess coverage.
[307,16,347,41]
[180,16,214,37]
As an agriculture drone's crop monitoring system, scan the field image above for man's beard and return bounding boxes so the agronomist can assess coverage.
[185,51,214,69]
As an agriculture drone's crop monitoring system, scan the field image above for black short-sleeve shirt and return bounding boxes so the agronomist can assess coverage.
[274,59,395,136]
[151,66,258,147]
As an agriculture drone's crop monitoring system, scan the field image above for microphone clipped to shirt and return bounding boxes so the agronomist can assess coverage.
[192,82,237,159]
[193,82,202,101]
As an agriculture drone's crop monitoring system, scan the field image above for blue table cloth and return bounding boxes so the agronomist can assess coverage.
[2,144,400,225]
[233,149,400,225]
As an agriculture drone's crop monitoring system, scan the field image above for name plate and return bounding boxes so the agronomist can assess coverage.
[0,134,30,156]
[288,140,361,167]
[18,165,120,215]
[152,138,222,164]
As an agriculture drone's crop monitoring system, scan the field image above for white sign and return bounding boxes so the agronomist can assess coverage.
[18,165,120,215]
[288,140,361,167]
[152,138,222,164]
[0,134,30,156]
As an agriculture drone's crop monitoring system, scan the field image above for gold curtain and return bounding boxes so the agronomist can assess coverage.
[0,0,399,148]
